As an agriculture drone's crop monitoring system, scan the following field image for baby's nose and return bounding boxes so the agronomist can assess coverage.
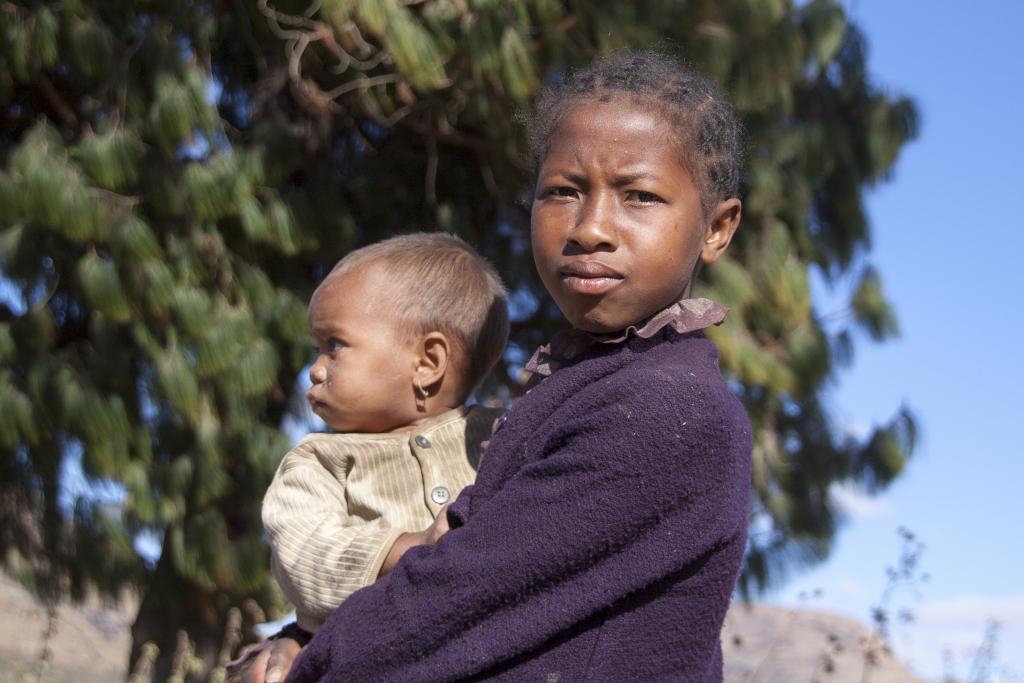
[309,361,327,385]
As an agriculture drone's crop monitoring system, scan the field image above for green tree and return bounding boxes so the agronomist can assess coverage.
[0,0,917,675]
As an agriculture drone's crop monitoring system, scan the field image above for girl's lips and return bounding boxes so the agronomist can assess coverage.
[559,261,624,295]
[561,275,622,295]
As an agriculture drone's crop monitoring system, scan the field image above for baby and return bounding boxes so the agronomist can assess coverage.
[262,232,509,635]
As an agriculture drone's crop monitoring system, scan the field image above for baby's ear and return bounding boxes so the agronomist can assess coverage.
[414,332,451,391]
[700,198,742,265]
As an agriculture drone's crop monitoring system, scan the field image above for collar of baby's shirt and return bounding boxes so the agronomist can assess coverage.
[522,297,728,384]
[302,405,475,445]
[409,404,477,436]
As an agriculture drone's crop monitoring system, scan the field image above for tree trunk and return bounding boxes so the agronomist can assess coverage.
[128,542,226,682]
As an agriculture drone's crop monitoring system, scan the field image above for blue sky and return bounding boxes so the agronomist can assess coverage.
[769,1,1024,680]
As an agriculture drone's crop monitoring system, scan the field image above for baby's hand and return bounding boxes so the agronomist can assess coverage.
[422,503,450,545]
[378,505,451,577]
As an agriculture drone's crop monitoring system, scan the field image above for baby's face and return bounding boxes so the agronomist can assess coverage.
[306,265,421,433]
[531,100,712,333]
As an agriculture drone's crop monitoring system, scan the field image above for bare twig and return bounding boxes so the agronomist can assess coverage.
[258,0,318,37]
[258,0,389,83]
[39,78,78,127]
[34,603,58,683]
[402,119,493,153]
[860,528,926,683]
[286,34,314,85]
[206,607,244,683]
[424,134,438,207]
[322,23,389,74]
[127,642,159,683]
[234,0,269,72]
[241,598,266,626]
[336,20,377,57]
[322,73,401,100]
[967,620,1001,683]
[167,630,197,683]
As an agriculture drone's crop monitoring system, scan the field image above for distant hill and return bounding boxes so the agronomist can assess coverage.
[1,572,923,682]
[722,602,923,683]
[0,573,132,682]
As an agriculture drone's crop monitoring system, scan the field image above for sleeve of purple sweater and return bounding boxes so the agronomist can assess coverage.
[287,365,748,682]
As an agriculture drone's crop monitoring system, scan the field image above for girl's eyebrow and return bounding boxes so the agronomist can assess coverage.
[539,167,662,186]
[541,169,588,186]
[611,171,660,186]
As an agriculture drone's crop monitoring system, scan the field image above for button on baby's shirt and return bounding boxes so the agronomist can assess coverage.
[431,486,450,504]
[415,435,431,448]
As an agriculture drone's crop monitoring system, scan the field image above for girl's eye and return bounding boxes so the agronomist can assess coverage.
[547,186,579,199]
[627,190,664,205]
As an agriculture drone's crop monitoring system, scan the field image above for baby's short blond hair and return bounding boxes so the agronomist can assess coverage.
[327,233,509,400]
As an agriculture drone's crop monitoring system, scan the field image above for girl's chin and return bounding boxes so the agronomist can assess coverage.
[565,303,668,335]
[565,309,628,334]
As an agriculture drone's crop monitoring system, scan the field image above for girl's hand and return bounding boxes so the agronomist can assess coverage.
[243,637,302,683]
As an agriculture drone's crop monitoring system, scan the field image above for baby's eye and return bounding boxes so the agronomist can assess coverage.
[311,339,345,357]
[627,190,664,205]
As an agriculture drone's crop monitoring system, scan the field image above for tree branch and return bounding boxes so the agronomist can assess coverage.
[39,77,78,127]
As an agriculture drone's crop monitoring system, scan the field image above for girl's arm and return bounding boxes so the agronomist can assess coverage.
[288,368,750,682]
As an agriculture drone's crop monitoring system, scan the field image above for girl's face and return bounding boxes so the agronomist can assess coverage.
[531,99,740,333]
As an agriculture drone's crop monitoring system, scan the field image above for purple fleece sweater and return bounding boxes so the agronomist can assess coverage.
[288,327,752,682]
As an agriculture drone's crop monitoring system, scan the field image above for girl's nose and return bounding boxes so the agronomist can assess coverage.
[569,193,618,252]
[309,359,327,385]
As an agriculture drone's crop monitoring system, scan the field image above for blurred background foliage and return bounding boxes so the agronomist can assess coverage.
[0,0,917,676]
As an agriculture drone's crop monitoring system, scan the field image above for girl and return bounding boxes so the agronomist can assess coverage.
[271,49,751,683]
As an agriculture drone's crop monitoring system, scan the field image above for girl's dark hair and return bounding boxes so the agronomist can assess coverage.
[526,50,744,214]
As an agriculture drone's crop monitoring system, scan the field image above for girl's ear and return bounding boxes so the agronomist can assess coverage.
[699,198,742,265]
[414,332,451,393]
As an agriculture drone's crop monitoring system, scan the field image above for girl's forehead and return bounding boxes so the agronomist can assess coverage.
[559,98,674,135]
[542,101,690,174]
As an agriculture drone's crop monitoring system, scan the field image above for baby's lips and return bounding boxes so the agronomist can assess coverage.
[306,391,325,411]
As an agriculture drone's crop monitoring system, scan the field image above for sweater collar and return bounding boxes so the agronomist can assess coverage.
[523,297,727,381]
